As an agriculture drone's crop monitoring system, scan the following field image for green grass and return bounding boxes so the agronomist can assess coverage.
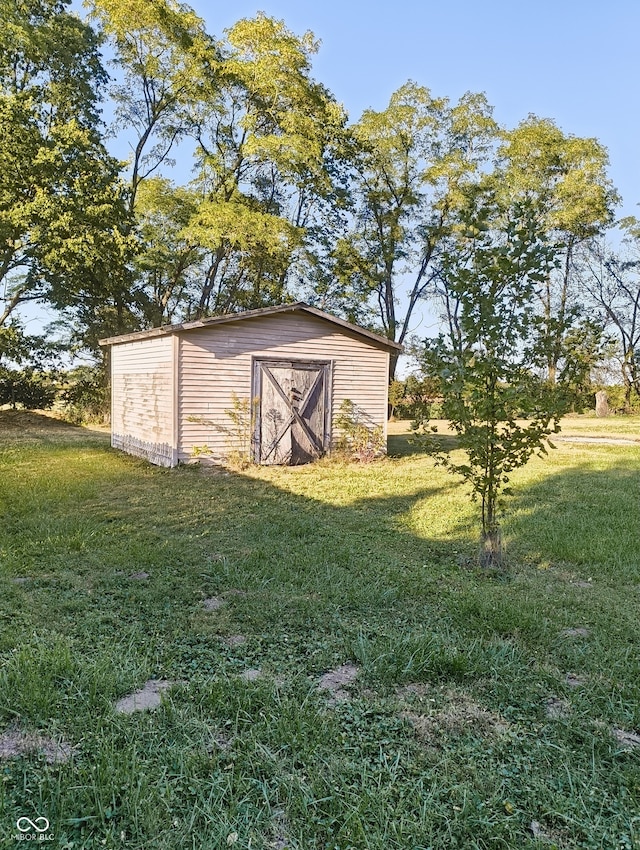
[0,411,639,849]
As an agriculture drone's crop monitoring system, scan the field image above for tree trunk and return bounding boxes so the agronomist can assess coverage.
[595,390,609,417]
[389,351,399,382]
[479,526,502,569]
[480,485,503,568]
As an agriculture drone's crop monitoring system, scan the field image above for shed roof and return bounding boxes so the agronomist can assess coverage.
[99,302,403,352]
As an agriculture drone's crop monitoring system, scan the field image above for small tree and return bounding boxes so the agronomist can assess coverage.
[414,193,568,567]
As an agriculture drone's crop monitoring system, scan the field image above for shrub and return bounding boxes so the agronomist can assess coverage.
[335,399,385,462]
[0,368,58,409]
[391,375,441,420]
[60,365,110,424]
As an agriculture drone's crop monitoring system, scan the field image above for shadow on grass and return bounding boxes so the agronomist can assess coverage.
[387,432,459,457]
[0,410,110,445]
[3,416,638,591]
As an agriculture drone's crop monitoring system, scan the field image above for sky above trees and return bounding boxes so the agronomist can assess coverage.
[179,0,638,220]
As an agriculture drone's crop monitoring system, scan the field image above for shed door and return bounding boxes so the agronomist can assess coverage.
[253,359,331,465]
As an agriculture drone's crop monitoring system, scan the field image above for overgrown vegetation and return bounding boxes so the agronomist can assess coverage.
[189,394,257,468]
[0,414,639,848]
[59,365,110,423]
[335,399,386,462]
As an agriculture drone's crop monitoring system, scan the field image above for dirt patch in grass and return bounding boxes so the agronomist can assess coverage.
[240,668,262,682]
[561,627,590,638]
[545,696,571,719]
[115,679,174,714]
[203,597,224,611]
[267,810,292,849]
[401,688,509,746]
[129,571,149,581]
[221,634,247,647]
[565,673,586,688]
[556,435,640,446]
[612,728,640,749]
[395,683,431,700]
[0,726,73,763]
[318,664,359,704]
[208,729,234,752]
[529,820,568,845]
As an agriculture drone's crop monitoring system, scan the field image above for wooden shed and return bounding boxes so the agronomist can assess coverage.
[99,302,402,467]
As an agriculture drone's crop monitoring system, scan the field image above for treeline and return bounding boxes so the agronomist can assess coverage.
[1,0,639,415]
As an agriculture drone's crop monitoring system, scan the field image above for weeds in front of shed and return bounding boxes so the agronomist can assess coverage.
[334,398,386,462]
[1,413,640,848]
[188,393,258,469]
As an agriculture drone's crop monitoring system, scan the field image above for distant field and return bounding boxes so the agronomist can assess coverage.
[388,414,640,438]
[0,411,639,849]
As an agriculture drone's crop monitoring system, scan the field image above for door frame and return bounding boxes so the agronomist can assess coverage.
[251,357,333,464]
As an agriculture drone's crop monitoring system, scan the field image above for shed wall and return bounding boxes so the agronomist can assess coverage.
[177,313,389,463]
[111,336,175,466]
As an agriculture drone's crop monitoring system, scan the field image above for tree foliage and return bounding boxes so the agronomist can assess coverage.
[579,223,640,409]
[88,0,215,212]
[332,83,497,376]
[497,117,618,384]
[0,0,132,333]
[0,320,62,409]
[183,13,347,317]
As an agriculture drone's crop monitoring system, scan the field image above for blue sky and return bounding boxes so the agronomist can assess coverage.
[189,0,639,218]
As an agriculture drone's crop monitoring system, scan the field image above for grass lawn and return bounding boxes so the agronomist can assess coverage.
[0,411,639,849]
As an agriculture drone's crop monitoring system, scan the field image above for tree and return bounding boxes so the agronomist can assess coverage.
[414,189,566,568]
[88,0,215,214]
[332,83,498,377]
[579,224,640,410]
[94,7,347,322]
[559,317,617,410]
[183,13,347,317]
[497,117,618,385]
[133,177,203,325]
[0,0,132,332]
[0,321,62,409]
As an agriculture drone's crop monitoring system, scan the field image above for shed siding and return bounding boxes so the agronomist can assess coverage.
[177,313,389,462]
[111,336,175,466]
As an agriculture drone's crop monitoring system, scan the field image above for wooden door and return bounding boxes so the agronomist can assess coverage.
[252,359,331,465]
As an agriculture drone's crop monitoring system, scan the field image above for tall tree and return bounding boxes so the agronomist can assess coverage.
[94,7,347,322]
[183,13,347,317]
[133,177,202,325]
[497,117,618,384]
[332,83,498,377]
[88,0,215,214]
[0,0,132,333]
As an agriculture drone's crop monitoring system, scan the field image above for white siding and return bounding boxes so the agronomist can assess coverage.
[177,312,390,463]
[111,336,175,466]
